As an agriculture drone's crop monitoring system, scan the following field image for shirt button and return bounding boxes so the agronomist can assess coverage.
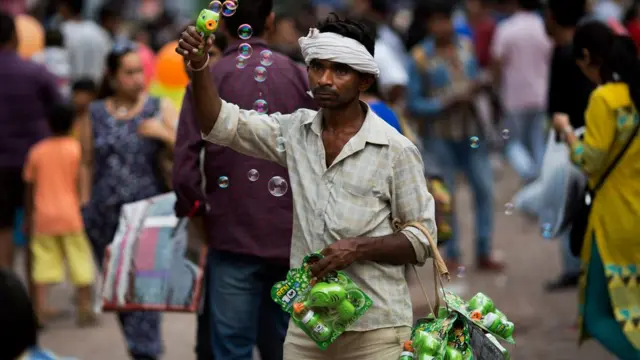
[316,209,322,216]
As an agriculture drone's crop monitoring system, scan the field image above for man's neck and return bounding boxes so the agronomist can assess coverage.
[554,27,575,46]
[322,100,366,132]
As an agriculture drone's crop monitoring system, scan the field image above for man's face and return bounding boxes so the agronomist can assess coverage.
[427,14,454,40]
[307,59,372,109]
[72,90,95,114]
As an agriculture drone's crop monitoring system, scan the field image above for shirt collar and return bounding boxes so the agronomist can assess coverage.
[304,101,389,147]
[223,37,269,57]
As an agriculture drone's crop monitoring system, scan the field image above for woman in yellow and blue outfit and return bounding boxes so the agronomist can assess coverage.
[553,21,640,359]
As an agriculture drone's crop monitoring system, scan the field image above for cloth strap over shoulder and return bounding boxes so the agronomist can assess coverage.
[393,219,450,316]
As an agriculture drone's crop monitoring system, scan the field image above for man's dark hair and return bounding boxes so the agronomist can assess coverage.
[317,13,375,56]
[59,0,84,15]
[369,0,389,16]
[0,11,15,46]
[98,3,119,24]
[223,0,273,38]
[547,0,586,27]
[517,0,542,11]
[48,102,75,135]
[45,29,64,47]
[0,269,39,359]
[72,78,97,93]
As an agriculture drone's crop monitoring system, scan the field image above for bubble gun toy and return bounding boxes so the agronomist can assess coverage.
[271,252,372,349]
[300,282,355,321]
[195,8,219,53]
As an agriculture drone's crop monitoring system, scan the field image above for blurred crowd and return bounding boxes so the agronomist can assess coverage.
[1,0,639,359]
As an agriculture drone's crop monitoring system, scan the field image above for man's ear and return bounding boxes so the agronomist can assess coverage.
[358,74,375,92]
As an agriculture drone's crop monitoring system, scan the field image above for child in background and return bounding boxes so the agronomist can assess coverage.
[23,103,97,327]
[70,79,97,139]
[32,29,71,98]
[0,269,78,360]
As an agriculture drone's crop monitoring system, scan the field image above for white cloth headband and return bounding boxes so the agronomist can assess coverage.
[298,28,380,77]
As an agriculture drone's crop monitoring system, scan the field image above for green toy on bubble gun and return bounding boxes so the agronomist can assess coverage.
[271,252,372,350]
[194,5,220,54]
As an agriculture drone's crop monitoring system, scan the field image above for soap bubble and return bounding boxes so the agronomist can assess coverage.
[238,43,253,58]
[222,1,236,16]
[501,129,510,140]
[268,176,288,197]
[247,169,259,181]
[235,55,247,69]
[217,176,229,188]
[469,136,479,149]
[456,265,465,278]
[208,0,223,13]
[504,203,514,215]
[541,223,553,239]
[237,24,252,40]
[253,99,268,114]
[275,137,286,152]
[254,66,267,82]
[260,49,273,66]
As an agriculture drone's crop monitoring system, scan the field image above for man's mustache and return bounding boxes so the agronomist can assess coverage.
[312,87,338,96]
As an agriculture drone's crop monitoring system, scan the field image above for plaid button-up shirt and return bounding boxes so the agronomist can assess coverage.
[202,100,437,330]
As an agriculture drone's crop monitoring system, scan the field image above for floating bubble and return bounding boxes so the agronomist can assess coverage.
[254,66,267,82]
[275,137,286,152]
[495,274,508,288]
[235,55,247,69]
[217,176,229,188]
[260,49,273,66]
[504,202,514,215]
[238,43,253,58]
[253,99,268,114]
[456,265,465,278]
[208,0,223,13]
[237,24,252,40]
[268,176,288,197]
[501,129,510,140]
[541,223,553,239]
[469,136,479,148]
[222,1,236,16]
[247,169,259,181]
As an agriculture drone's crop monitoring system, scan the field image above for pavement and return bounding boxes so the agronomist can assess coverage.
[18,162,614,360]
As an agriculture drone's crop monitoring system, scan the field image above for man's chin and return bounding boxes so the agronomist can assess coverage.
[314,99,339,108]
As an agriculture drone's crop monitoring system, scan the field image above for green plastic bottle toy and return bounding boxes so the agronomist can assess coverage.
[482,313,515,338]
[467,292,495,315]
[303,282,356,321]
[444,346,463,360]
[195,8,219,53]
[292,303,332,342]
[412,330,441,356]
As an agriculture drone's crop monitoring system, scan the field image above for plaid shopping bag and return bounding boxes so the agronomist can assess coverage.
[101,193,207,312]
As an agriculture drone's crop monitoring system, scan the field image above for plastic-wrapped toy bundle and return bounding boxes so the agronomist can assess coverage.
[444,292,515,344]
[400,311,473,360]
[270,253,372,349]
[400,292,515,360]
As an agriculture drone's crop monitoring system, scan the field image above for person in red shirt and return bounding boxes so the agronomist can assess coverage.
[465,0,497,69]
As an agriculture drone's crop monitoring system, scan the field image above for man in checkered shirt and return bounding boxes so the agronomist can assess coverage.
[177,13,437,360]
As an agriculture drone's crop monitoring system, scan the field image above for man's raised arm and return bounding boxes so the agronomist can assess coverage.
[176,27,222,135]
[175,26,291,167]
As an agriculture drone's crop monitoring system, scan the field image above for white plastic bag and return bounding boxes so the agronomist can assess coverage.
[511,129,586,239]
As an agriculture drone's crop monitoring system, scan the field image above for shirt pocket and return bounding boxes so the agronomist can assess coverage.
[325,179,385,239]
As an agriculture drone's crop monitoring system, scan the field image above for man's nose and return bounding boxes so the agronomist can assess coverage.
[317,69,333,86]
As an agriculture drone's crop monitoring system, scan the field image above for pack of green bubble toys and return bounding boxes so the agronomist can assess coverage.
[400,311,474,360]
[270,252,373,349]
[443,292,515,344]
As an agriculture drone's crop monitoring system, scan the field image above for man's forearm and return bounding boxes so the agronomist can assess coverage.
[353,233,417,265]
[191,66,222,135]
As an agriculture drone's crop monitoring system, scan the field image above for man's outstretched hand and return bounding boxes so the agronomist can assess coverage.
[309,238,361,280]
[175,26,213,67]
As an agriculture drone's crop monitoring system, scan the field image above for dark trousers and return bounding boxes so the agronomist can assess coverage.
[196,250,290,360]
